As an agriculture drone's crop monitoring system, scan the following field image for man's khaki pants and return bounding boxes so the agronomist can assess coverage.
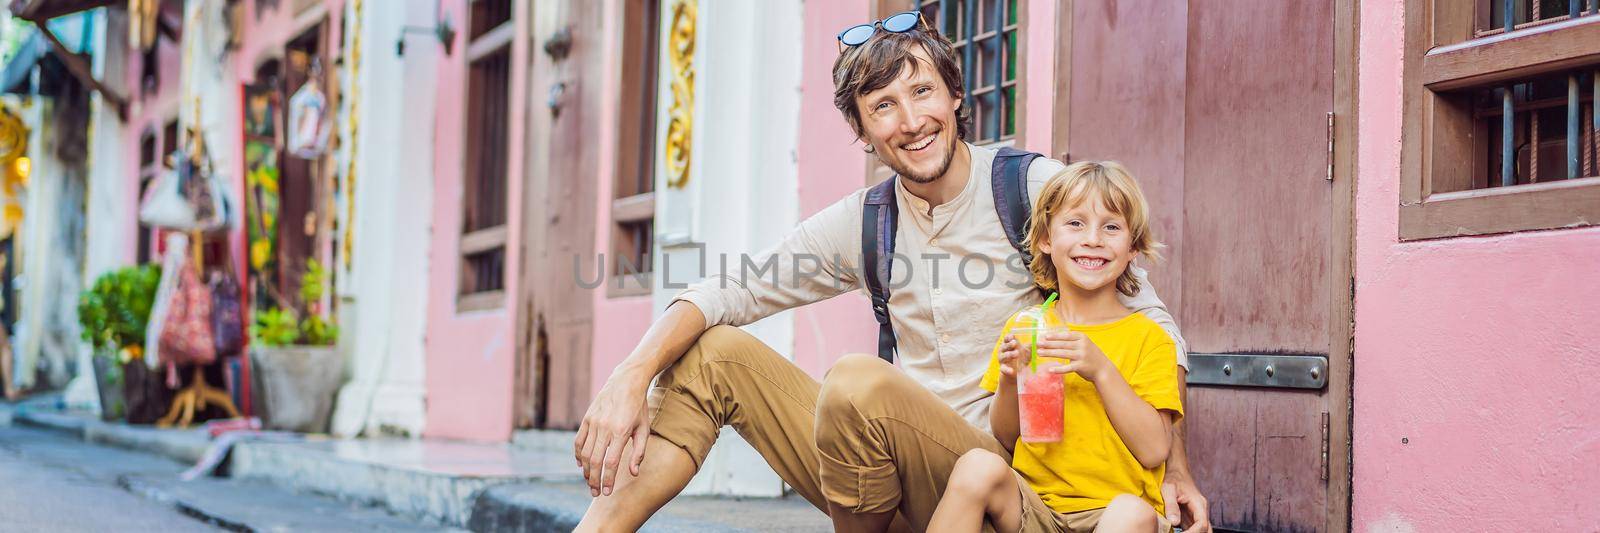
[649,325,1009,530]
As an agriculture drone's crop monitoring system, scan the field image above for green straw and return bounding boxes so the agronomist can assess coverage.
[1030,292,1059,373]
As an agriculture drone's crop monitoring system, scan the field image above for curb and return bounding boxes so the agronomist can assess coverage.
[14,408,210,464]
[468,483,750,533]
[12,408,89,436]
[117,475,254,533]
[467,483,586,532]
[467,482,832,533]
[229,440,571,528]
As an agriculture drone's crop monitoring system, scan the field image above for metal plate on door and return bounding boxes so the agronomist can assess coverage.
[1187,354,1327,389]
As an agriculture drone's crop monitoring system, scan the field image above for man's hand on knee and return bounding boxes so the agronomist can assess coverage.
[576,373,653,497]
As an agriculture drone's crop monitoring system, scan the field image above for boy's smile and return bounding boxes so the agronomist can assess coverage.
[1045,195,1135,293]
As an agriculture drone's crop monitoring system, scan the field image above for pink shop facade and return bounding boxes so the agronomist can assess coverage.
[399,0,1598,530]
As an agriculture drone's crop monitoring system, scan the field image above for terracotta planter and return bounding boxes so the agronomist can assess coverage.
[249,345,342,433]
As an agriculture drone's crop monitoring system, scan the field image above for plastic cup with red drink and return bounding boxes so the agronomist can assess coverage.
[1017,324,1069,443]
[1011,294,1066,443]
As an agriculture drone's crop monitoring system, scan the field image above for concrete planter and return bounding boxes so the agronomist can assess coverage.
[250,345,342,433]
[92,355,125,421]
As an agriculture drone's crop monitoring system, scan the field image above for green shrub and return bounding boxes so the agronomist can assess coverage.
[252,258,338,347]
[77,265,162,354]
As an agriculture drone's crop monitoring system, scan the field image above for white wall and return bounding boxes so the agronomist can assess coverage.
[15,95,86,390]
[653,0,804,497]
[83,8,131,283]
[328,0,435,437]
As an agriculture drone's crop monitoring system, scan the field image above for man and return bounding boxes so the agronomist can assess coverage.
[574,14,1211,533]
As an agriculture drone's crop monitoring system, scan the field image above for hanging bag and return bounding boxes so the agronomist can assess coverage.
[158,255,217,368]
[144,233,188,370]
[209,266,245,357]
[138,145,232,232]
[138,167,198,230]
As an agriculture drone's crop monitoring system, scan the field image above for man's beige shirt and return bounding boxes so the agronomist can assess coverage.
[673,143,1188,430]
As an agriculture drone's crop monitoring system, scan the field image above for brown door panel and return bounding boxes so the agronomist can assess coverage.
[1184,387,1258,528]
[1180,0,1334,355]
[1061,0,1337,530]
[1253,389,1327,531]
[516,0,602,430]
[1062,0,1190,317]
[1188,386,1327,532]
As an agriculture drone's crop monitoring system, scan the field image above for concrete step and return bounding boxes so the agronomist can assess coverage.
[12,401,211,463]
[120,473,461,532]
[469,480,832,533]
[229,436,582,527]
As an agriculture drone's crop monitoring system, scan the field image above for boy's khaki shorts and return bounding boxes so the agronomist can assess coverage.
[1013,471,1174,533]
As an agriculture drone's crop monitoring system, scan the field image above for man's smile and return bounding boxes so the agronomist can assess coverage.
[901,130,938,152]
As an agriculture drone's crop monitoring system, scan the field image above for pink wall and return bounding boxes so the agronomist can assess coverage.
[1020,0,1055,156]
[422,0,530,442]
[1351,1,1600,530]
[234,0,344,84]
[122,22,182,264]
[789,0,878,378]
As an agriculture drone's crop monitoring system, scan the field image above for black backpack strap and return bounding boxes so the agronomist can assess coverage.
[991,147,1043,266]
[862,178,899,363]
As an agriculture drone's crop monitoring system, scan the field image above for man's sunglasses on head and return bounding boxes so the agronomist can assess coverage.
[837,11,926,51]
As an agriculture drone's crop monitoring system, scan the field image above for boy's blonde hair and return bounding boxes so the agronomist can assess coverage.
[1026,161,1163,297]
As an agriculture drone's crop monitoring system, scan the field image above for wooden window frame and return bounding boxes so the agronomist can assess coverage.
[865,0,1029,186]
[607,0,662,299]
[1401,1,1600,241]
[456,0,517,310]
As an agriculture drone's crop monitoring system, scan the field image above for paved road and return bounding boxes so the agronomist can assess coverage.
[0,425,221,532]
[0,424,453,532]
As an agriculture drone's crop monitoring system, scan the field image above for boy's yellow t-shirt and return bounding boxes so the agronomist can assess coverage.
[980,307,1184,516]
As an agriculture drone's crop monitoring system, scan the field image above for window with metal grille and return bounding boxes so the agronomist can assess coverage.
[1400,0,1600,240]
[460,0,514,301]
[608,0,661,297]
[919,0,1019,144]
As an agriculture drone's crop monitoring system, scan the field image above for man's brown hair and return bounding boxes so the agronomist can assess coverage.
[832,23,971,143]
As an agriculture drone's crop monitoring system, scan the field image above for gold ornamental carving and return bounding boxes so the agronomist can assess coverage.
[664,0,696,189]
[342,0,363,271]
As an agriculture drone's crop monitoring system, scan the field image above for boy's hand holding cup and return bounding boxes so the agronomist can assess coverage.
[997,335,1029,380]
[1035,330,1115,384]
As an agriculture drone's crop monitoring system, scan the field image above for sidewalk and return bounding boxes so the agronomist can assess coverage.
[2,398,829,531]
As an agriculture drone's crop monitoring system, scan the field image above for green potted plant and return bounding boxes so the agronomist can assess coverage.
[250,258,342,433]
[77,265,163,422]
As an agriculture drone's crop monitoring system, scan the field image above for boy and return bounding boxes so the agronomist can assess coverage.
[927,161,1182,532]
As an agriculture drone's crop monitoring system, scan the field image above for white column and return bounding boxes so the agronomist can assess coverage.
[83,8,132,283]
[69,8,134,411]
[329,0,434,437]
[653,0,805,497]
[16,98,85,391]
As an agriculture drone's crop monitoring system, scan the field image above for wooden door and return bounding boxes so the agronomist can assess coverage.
[514,0,601,430]
[1056,1,1351,531]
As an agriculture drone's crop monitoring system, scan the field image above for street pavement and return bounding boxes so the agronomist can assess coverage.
[0,425,221,532]
[0,424,456,532]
